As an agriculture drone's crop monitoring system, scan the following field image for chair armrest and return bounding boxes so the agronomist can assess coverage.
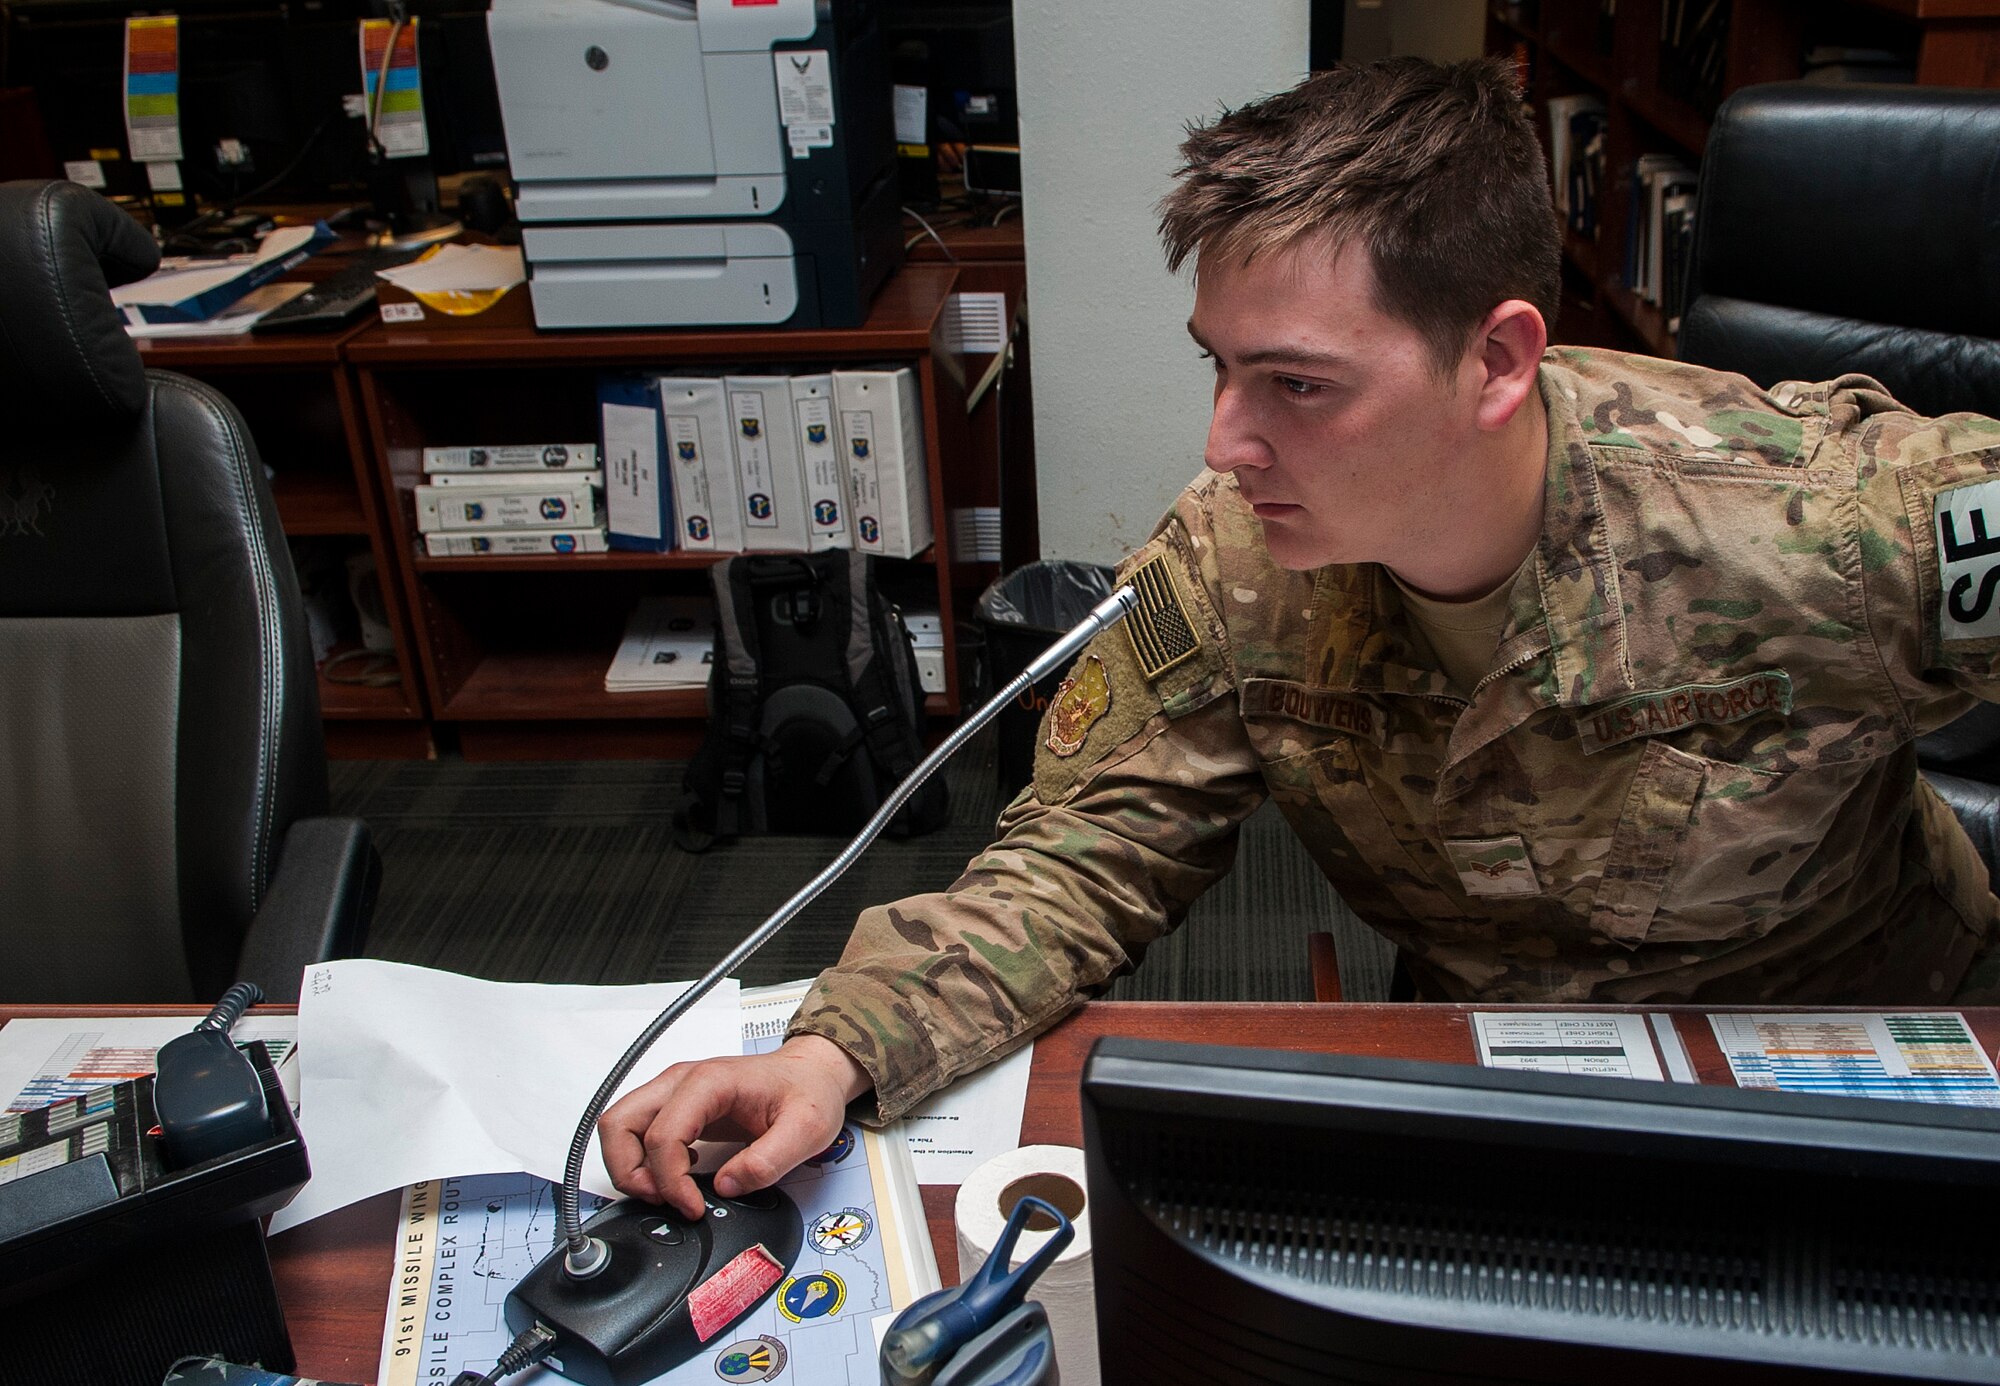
[1307,931,1343,1003]
[236,817,381,1002]
[1922,770,2000,895]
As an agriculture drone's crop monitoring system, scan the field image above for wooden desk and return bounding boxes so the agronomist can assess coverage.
[11,1001,1998,1382]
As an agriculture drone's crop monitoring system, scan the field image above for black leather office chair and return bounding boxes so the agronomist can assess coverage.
[0,179,379,1003]
[1676,82,2000,883]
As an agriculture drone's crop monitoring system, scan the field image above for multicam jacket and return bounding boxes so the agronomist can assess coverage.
[790,348,2000,1120]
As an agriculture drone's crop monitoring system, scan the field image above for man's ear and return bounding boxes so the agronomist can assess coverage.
[1471,299,1547,433]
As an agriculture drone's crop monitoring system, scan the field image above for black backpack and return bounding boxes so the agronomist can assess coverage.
[675,551,947,849]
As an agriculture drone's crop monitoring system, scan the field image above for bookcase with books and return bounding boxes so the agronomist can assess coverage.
[135,327,433,758]
[1489,0,2000,358]
[345,264,991,759]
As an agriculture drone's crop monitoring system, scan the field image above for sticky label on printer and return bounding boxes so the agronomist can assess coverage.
[774,50,835,126]
[787,124,832,158]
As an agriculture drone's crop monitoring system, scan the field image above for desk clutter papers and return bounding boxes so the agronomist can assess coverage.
[0,1015,299,1114]
[270,961,741,1233]
[598,367,932,558]
[111,221,333,325]
[374,243,525,316]
[122,280,310,338]
[1711,1012,2000,1106]
[606,594,716,692]
[1473,1013,1666,1081]
[377,980,940,1386]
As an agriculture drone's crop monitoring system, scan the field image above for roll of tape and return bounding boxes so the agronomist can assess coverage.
[954,1144,1096,1386]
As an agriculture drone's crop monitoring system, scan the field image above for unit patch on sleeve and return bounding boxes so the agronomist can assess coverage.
[1124,553,1201,680]
[1935,479,2000,640]
[1046,653,1111,757]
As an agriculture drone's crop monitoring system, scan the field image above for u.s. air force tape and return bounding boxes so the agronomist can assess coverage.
[1124,554,1200,681]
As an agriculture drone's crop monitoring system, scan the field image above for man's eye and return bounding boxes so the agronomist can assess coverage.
[1276,376,1318,396]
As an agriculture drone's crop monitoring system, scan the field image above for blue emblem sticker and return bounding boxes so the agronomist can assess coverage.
[739,417,761,439]
[678,440,699,462]
[540,498,567,520]
[812,499,839,526]
[688,515,711,541]
[850,437,870,459]
[748,493,772,520]
[777,1271,845,1323]
[551,534,576,553]
[806,423,828,445]
[857,516,880,545]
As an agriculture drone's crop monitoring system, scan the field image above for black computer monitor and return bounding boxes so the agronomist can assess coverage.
[1080,1038,2000,1384]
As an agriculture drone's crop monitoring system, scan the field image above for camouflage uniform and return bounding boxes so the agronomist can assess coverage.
[789,348,2000,1121]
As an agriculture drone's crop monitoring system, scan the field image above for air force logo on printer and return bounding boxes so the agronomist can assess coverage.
[487,0,903,330]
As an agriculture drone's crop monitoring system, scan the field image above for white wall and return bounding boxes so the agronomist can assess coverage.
[1014,1,1310,564]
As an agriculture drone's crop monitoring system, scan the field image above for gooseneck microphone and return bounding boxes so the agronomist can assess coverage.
[491,585,1139,1386]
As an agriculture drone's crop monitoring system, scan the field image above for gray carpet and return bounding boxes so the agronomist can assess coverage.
[328,735,1394,1002]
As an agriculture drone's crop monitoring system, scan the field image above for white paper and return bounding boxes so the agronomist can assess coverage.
[1710,1011,2000,1105]
[1473,1012,1664,1080]
[0,1015,299,1113]
[110,223,321,308]
[122,281,308,338]
[375,243,525,294]
[271,960,740,1231]
[892,1043,1033,1183]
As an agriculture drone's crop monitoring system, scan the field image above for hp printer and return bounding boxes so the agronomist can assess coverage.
[488,0,903,328]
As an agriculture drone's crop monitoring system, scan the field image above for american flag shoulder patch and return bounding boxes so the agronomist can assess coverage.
[1124,553,1201,681]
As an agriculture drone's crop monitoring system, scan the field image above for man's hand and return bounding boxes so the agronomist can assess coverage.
[599,1034,871,1221]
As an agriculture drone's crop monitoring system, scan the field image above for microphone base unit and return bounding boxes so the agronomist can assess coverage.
[504,1176,805,1386]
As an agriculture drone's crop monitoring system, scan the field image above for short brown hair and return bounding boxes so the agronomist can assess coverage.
[1160,56,1561,373]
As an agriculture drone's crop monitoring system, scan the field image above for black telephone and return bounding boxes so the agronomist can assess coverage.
[0,985,312,1386]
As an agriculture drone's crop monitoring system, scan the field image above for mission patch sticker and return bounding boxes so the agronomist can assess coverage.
[1936,479,2000,640]
[1125,553,1200,680]
[1046,654,1111,757]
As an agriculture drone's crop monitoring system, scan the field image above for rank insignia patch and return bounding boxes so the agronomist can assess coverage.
[1046,654,1111,757]
[1124,554,1200,681]
[1444,836,1542,898]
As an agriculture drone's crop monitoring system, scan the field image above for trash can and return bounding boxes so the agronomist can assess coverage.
[976,559,1118,795]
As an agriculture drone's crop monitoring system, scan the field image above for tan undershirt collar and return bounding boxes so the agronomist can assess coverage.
[1389,551,1534,697]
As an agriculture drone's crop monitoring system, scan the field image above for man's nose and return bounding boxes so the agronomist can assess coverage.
[1204,382,1269,475]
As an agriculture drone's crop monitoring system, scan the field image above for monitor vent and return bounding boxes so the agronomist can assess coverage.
[1116,1125,2000,1361]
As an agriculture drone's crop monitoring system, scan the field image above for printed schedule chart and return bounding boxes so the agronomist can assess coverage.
[1710,1012,2000,1106]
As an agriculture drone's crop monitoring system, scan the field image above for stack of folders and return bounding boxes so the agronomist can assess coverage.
[604,595,717,693]
[415,445,611,556]
[597,367,934,560]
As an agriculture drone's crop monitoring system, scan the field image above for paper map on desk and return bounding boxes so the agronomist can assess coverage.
[378,984,939,1386]
[0,1016,298,1113]
[1710,1012,2000,1106]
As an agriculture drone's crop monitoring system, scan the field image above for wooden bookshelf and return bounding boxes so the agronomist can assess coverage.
[349,263,988,759]
[1492,0,2000,358]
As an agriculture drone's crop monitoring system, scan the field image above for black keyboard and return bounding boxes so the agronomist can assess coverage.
[251,248,427,334]
[250,262,385,334]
